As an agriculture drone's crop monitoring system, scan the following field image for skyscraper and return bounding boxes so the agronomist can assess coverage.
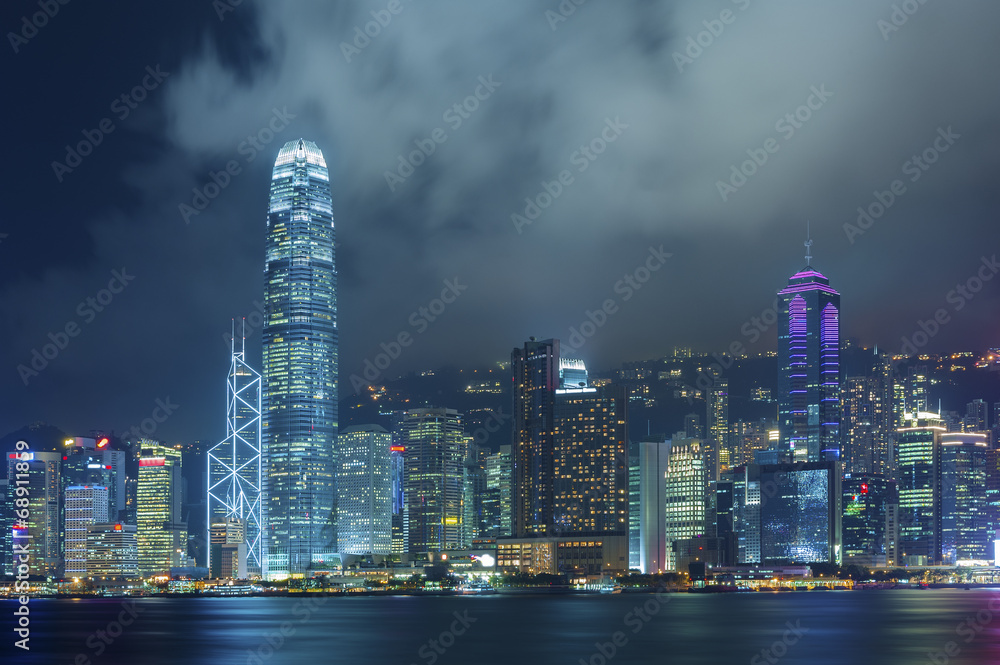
[777,244,841,462]
[896,411,944,566]
[208,332,263,577]
[551,384,629,535]
[706,379,729,482]
[940,432,990,564]
[390,443,407,555]
[336,425,392,555]
[6,451,61,576]
[511,338,560,537]
[402,408,467,552]
[636,438,670,573]
[262,139,338,578]
[485,445,512,538]
[64,485,109,576]
[663,437,706,571]
[136,442,186,576]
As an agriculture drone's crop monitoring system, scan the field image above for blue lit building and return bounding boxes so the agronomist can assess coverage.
[263,139,338,578]
[777,249,841,462]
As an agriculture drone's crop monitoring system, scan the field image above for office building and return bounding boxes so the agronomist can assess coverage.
[263,139,338,577]
[842,474,895,566]
[512,337,560,537]
[637,438,670,573]
[777,247,841,462]
[664,437,706,571]
[6,451,61,576]
[390,443,407,555]
[64,485,109,577]
[896,412,944,566]
[403,408,467,552]
[209,518,247,579]
[136,442,186,576]
[940,432,990,563]
[87,523,138,579]
[705,379,728,482]
[337,425,392,555]
[485,445,512,538]
[551,384,628,535]
[61,436,127,524]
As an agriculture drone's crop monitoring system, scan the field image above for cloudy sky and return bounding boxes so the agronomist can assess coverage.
[2,0,999,442]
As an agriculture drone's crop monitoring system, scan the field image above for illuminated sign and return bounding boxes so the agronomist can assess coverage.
[139,457,166,467]
[114,524,123,531]
[8,452,33,461]
[97,437,110,448]
[88,463,104,469]
[390,446,405,452]
[860,483,869,494]
[475,553,495,568]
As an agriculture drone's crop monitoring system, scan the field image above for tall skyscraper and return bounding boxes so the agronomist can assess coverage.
[136,442,186,576]
[551,383,629,535]
[842,474,895,566]
[485,445,512,538]
[777,246,841,462]
[637,438,670,573]
[389,443,407,555]
[64,485,109,576]
[61,436,127,524]
[965,399,988,433]
[896,411,944,566]
[336,425,392,555]
[512,338,560,537]
[663,437,706,571]
[262,139,338,578]
[402,408,467,552]
[6,451,61,576]
[940,432,990,564]
[706,379,729,482]
[208,332,263,577]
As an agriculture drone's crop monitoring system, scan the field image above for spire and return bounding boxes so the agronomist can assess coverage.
[804,220,813,266]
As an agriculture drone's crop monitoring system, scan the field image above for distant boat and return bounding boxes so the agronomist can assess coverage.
[599,585,622,594]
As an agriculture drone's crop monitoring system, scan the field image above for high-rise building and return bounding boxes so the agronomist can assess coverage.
[208,334,263,577]
[637,438,670,573]
[402,408,466,552]
[263,138,338,578]
[896,411,944,566]
[842,474,895,566]
[940,432,990,564]
[965,399,988,433]
[511,338,560,537]
[664,437,706,571]
[336,425,392,555]
[684,413,703,439]
[61,436,127,524]
[705,379,729,482]
[485,445,512,538]
[209,518,247,579]
[87,523,138,580]
[136,442,186,576]
[64,485,109,577]
[390,443,407,555]
[463,440,488,544]
[551,384,628,535]
[6,451,61,576]
[777,251,841,462]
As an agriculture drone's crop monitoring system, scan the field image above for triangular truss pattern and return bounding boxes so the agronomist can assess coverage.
[208,334,264,577]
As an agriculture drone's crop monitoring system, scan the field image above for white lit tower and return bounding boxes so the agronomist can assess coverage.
[208,321,264,577]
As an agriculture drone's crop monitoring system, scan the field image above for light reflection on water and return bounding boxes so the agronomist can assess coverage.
[5,589,1000,665]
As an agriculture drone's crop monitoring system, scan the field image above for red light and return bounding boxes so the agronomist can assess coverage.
[861,483,869,494]
[106,465,112,470]
[114,524,122,531]
[391,446,405,452]
[63,456,68,460]
[97,437,109,448]
[139,457,166,467]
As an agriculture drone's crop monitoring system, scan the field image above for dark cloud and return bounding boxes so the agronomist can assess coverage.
[2,0,999,441]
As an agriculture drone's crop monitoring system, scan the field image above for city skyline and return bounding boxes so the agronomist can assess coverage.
[3,2,1000,445]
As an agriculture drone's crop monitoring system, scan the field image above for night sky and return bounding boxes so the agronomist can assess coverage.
[2,0,999,443]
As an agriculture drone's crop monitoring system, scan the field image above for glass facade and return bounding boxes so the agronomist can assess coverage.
[664,438,706,571]
[896,412,943,565]
[136,442,185,576]
[940,433,990,563]
[263,139,338,577]
[336,425,392,555]
[777,267,841,462]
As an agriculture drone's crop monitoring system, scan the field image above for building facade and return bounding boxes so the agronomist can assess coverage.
[136,442,186,576]
[263,139,339,578]
[664,437,706,571]
[64,485,109,576]
[336,425,392,555]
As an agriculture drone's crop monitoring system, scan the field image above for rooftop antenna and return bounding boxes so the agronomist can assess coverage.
[804,220,813,266]
[241,317,246,356]
[230,319,235,356]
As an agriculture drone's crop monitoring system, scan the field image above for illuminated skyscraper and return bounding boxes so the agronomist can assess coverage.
[777,240,841,462]
[402,408,466,552]
[940,432,990,564]
[512,338,560,537]
[262,139,338,577]
[896,411,944,566]
[706,379,728,482]
[390,443,407,555]
[136,442,186,576]
[636,438,670,573]
[664,437,706,571]
[64,485,109,576]
[485,445,512,538]
[208,331,263,577]
[86,523,138,580]
[336,425,392,555]
[6,451,60,576]
[551,384,628,535]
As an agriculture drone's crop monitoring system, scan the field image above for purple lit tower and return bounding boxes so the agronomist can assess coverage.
[777,233,841,463]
